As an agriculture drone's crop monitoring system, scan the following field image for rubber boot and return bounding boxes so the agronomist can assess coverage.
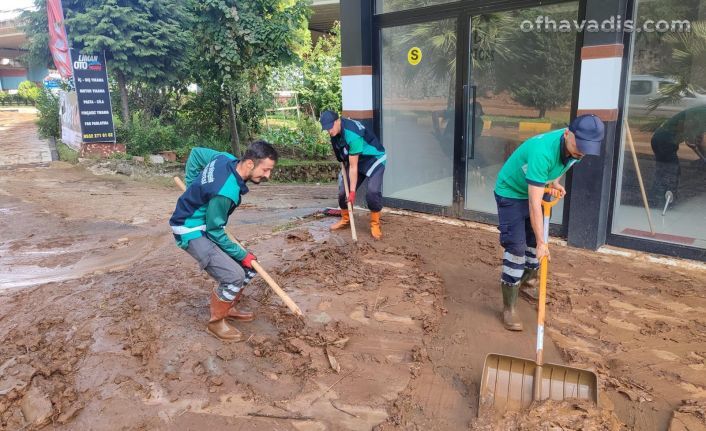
[520,267,539,300]
[207,291,243,341]
[501,282,523,331]
[227,290,255,322]
[330,210,350,231]
[370,211,382,240]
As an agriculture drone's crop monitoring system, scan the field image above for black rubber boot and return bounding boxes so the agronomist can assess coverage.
[501,282,523,331]
[520,267,539,300]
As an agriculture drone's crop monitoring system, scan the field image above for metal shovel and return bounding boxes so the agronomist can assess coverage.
[479,194,598,414]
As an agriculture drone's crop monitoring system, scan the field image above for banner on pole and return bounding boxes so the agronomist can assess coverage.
[47,0,72,79]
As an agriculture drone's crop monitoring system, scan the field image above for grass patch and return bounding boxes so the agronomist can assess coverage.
[277,158,338,167]
[261,118,298,129]
[57,142,79,164]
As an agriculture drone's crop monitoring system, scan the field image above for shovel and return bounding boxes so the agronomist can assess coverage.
[340,163,358,243]
[479,192,598,414]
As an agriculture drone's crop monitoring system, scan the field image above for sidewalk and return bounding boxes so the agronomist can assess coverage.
[0,108,54,166]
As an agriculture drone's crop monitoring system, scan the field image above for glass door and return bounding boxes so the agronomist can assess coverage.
[461,3,580,221]
[380,19,457,208]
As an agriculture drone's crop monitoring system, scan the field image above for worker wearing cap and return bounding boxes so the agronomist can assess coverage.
[650,105,706,206]
[494,114,605,331]
[169,141,278,341]
[320,110,387,240]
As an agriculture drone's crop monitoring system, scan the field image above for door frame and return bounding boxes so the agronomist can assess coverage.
[373,0,581,235]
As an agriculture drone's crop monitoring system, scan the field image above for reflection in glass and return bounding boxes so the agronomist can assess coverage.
[464,3,579,221]
[613,0,706,249]
[380,19,456,206]
[376,0,457,14]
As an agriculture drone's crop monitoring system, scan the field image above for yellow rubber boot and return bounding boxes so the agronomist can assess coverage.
[370,211,382,240]
[330,210,350,231]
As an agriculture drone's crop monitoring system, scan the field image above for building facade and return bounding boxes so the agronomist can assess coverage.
[340,0,706,261]
[0,13,47,92]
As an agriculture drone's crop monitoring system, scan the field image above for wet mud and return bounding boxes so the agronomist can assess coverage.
[1,163,705,430]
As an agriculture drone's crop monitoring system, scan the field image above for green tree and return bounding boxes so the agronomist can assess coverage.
[19,1,53,69]
[22,0,194,123]
[64,0,193,123]
[495,11,576,118]
[647,21,706,111]
[396,14,513,109]
[297,21,341,116]
[190,0,310,155]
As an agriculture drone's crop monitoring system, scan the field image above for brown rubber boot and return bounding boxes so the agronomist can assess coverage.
[207,291,243,341]
[330,210,350,231]
[226,291,255,322]
[370,211,382,240]
[501,282,523,331]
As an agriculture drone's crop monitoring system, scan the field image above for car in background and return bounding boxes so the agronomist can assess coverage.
[628,74,706,118]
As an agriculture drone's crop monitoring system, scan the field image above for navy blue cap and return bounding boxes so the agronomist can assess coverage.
[569,114,605,156]
[320,110,338,131]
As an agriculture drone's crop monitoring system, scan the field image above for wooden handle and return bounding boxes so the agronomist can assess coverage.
[251,261,303,317]
[174,176,187,191]
[624,122,655,235]
[173,176,304,317]
[340,164,357,243]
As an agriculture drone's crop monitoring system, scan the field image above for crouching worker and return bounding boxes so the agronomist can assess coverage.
[320,110,386,240]
[169,141,278,341]
[494,115,605,331]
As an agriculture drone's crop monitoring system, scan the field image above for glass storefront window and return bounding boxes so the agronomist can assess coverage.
[376,0,457,14]
[463,3,579,222]
[380,19,456,206]
[613,0,706,249]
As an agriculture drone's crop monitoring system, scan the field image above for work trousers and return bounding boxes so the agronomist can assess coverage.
[338,165,385,212]
[495,193,539,285]
[185,236,255,301]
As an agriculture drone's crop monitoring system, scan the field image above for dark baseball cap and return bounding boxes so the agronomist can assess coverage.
[569,114,605,156]
[320,110,338,131]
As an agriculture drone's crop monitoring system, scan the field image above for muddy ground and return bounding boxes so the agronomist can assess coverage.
[1,162,705,431]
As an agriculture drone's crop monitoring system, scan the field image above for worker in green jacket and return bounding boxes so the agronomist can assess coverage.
[169,141,278,341]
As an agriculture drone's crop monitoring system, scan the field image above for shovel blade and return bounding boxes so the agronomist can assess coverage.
[479,354,598,414]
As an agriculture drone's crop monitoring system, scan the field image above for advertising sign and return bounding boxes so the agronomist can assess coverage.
[59,90,82,151]
[71,49,116,143]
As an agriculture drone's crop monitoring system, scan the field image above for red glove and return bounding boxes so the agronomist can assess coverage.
[241,252,257,269]
[347,190,356,204]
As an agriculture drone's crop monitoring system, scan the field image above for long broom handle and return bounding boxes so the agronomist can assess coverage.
[624,122,655,235]
[174,176,303,317]
[340,163,358,243]
[534,193,561,401]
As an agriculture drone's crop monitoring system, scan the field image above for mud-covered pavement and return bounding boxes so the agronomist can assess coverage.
[1,162,705,430]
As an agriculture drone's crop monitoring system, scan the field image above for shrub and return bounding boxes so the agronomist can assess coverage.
[35,88,60,139]
[56,141,79,163]
[124,112,178,156]
[17,80,41,103]
[260,116,330,160]
[175,134,232,161]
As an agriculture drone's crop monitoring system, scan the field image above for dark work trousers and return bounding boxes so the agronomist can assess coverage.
[495,193,539,285]
[338,165,385,212]
[650,129,681,205]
